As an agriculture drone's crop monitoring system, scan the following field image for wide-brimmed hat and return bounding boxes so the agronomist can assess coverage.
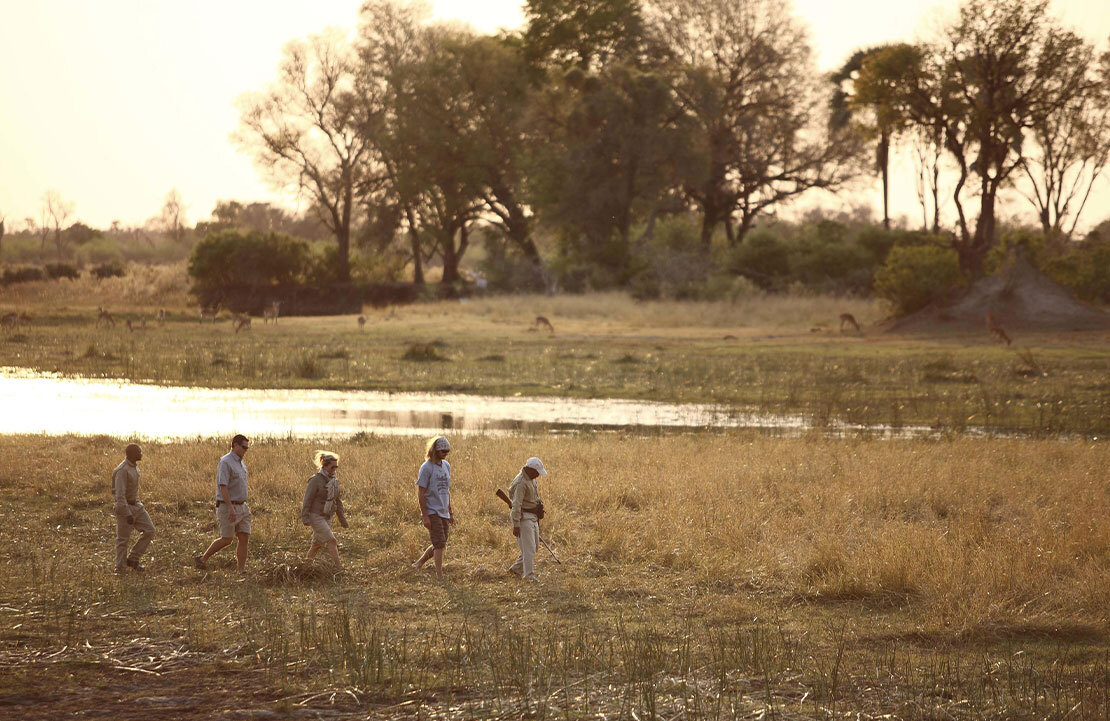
[524,457,547,475]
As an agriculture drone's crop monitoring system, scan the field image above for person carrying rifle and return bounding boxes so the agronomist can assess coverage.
[508,457,547,581]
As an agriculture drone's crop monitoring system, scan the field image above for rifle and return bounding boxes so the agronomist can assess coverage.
[495,488,562,563]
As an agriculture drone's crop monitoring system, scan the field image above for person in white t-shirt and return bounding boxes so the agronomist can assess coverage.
[411,436,454,579]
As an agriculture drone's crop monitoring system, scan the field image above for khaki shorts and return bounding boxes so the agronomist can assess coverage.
[305,514,336,545]
[216,502,251,537]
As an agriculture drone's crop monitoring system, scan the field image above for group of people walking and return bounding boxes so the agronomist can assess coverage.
[111,434,550,581]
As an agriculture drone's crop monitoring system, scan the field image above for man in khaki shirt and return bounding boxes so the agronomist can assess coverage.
[508,456,547,581]
[113,443,155,573]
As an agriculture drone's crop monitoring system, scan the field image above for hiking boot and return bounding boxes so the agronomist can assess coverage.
[193,555,207,570]
[126,559,145,572]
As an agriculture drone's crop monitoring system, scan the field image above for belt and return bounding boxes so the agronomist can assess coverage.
[216,500,246,506]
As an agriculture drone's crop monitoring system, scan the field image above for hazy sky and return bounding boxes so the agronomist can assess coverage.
[1,0,1108,231]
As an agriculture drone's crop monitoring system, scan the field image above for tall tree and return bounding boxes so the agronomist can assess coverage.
[387,25,490,285]
[899,0,1094,277]
[528,62,690,281]
[42,190,74,263]
[649,0,861,247]
[454,35,543,263]
[236,30,373,281]
[831,45,916,230]
[1016,42,1110,245]
[357,0,430,284]
[161,189,188,244]
[523,0,645,71]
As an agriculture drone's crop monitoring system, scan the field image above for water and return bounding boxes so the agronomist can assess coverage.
[1,367,835,440]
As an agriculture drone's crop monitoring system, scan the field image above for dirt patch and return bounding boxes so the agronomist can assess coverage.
[888,256,1110,333]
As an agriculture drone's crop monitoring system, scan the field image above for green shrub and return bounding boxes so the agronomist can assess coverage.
[727,229,791,288]
[45,263,80,280]
[188,229,311,300]
[873,245,964,315]
[629,218,713,301]
[1,266,45,285]
[74,237,124,266]
[91,260,127,280]
[1044,238,1110,303]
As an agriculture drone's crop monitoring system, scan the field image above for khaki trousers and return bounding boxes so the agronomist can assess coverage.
[115,503,155,570]
[509,514,539,580]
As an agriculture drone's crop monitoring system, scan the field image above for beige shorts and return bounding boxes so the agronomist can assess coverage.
[216,502,251,537]
[306,514,336,545]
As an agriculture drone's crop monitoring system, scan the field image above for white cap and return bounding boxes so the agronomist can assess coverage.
[433,436,451,451]
[524,457,547,475]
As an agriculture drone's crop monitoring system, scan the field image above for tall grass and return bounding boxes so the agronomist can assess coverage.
[0,261,191,309]
[1,433,1106,718]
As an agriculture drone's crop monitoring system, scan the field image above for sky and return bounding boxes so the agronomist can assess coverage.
[1,0,1108,232]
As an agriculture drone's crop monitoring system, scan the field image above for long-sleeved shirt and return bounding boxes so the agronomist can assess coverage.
[301,471,345,524]
[508,470,540,525]
[112,459,141,515]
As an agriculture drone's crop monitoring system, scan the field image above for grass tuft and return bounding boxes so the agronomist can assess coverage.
[402,343,447,362]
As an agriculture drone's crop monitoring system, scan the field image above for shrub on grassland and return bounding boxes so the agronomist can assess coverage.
[873,245,964,315]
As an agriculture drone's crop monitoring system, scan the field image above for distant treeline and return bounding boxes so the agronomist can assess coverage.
[3,0,1108,312]
[224,0,1110,292]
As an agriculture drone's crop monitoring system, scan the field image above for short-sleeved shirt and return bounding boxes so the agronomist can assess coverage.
[216,451,248,502]
[417,459,451,519]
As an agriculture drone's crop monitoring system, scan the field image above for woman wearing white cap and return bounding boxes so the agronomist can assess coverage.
[301,450,348,567]
[508,456,547,581]
[411,436,454,578]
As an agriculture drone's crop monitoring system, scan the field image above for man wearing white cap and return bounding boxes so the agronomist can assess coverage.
[508,457,547,581]
[412,436,454,578]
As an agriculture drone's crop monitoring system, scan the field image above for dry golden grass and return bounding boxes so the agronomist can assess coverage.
[1,432,1107,717]
[5,433,1108,633]
[0,262,192,309]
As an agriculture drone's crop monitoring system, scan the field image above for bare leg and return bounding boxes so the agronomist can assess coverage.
[200,536,234,562]
[235,532,249,573]
[433,548,444,579]
[412,545,434,569]
[306,542,322,560]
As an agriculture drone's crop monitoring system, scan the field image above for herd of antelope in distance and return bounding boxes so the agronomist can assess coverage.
[1,303,1018,347]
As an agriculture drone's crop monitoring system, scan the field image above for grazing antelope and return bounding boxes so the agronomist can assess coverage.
[535,315,554,334]
[1,312,18,328]
[96,306,115,327]
[357,315,366,330]
[199,304,219,323]
[985,313,1011,345]
[262,300,280,324]
[233,314,252,333]
[839,312,861,332]
[156,309,166,325]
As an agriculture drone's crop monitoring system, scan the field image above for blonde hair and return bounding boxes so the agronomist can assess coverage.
[425,436,450,459]
[314,450,339,469]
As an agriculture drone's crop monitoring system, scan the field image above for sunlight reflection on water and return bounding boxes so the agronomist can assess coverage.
[1,367,816,439]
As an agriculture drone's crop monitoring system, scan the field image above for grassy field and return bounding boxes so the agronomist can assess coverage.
[0,433,1107,719]
[2,271,1108,435]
